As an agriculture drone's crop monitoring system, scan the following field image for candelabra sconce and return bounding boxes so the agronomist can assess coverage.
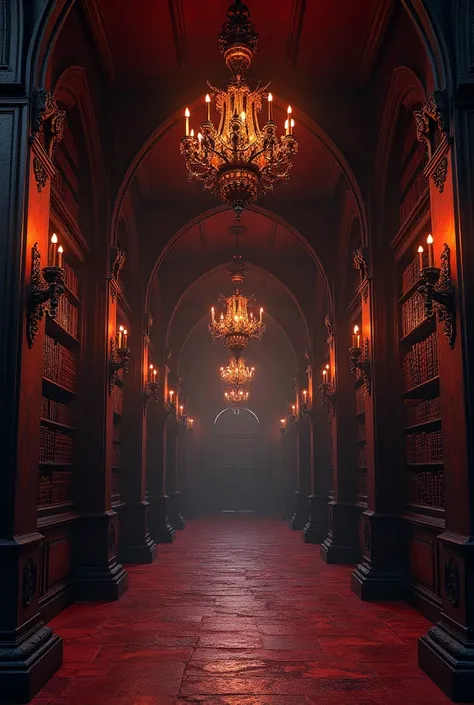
[289,404,298,423]
[108,327,130,394]
[27,242,65,348]
[280,418,287,435]
[349,338,371,394]
[417,241,455,348]
[165,391,176,417]
[300,391,312,418]
[144,365,160,411]
[186,417,195,434]
[177,404,187,427]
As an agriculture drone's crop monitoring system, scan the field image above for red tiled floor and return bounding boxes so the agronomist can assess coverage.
[30,517,467,704]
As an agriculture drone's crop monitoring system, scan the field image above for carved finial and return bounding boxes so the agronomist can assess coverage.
[324,314,334,339]
[218,0,259,74]
[110,246,126,282]
[31,89,66,191]
[353,246,369,282]
[414,90,450,159]
[144,312,153,338]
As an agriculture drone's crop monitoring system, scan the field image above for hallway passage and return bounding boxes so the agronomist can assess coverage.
[32,518,464,704]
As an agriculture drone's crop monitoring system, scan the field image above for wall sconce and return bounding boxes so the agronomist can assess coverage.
[289,403,297,423]
[417,235,455,347]
[349,325,371,393]
[165,389,176,416]
[319,364,336,415]
[300,389,312,417]
[177,403,187,426]
[186,417,195,434]
[144,364,160,411]
[108,325,130,393]
[27,236,65,348]
[280,418,287,434]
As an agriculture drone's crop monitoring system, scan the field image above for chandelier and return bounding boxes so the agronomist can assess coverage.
[225,389,249,406]
[220,356,255,388]
[209,255,265,355]
[180,0,298,220]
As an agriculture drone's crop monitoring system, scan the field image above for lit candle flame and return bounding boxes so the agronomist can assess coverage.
[51,233,58,244]
[427,234,433,244]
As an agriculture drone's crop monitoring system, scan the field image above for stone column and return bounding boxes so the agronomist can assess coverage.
[166,416,185,530]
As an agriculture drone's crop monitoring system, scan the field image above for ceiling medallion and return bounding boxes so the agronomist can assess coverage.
[180,0,298,220]
[220,356,255,388]
[209,254,265,355]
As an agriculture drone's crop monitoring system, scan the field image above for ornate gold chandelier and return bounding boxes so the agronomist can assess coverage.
[220,356,255,388]
[225,389,249,406]
[180,0,298,220]
[209,255,265,355]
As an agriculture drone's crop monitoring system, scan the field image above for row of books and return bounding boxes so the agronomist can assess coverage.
[405,429,443,464]
[402,332,439,392]
[399,166,428,227]
[41,396,74,427]
[63,262,79,298]
[407,470,444,508]
[52,165,80,225]
[113,385,123,416]
[405,397,441,427]
[55,295,79,338]
[355,385,367,414]
[401,291,426,337]
[43,335,77,390]
[37,471,73,507]
[112,444,121,468]
[357,423,366,441]
[40,425,74,464]
[358,445,367,468]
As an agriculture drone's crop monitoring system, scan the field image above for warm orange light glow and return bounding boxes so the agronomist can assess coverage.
[184,108,190,136]
[353,325,359,334]
[427,234,434,244]
[352,325,360,349]
[51,233,58,244]
[268,93,273,102]
[190,129,194,137]
[205,94,210,103]
[185,108,190,117]
[57,245,64,268]
[426,234,434,266]
[240,111,246,122]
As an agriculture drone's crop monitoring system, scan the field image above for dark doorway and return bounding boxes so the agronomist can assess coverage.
[212,408,262,511]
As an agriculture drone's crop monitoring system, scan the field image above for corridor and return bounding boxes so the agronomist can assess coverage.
[31,518,459,704]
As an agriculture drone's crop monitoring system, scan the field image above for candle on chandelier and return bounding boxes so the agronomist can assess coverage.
[418,245,424,272]
[198,132,202,146]
[205,93,211,121]
[322,368,327,383]
[326,363,331,384]
[169,390,174,404]
[260,307,263,323]
[280,418,286,429]
[149,364,154,382]
[190,129,194,138]
[57,245,64,268]
[123,328,128,348]
[117,325,124,348]
[180,405,184,415]
[50,233,58,266]
[291,404,296,415]
[153,368,157,383]
[185,107,190,136]
[352,325,360,349]
[427,234,434,267]
[303,390,307,404]
[287,106,292,135]
[268,93,273,121]
[211,306,215,322]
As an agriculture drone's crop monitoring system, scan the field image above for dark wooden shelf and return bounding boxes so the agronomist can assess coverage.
[399,278,421,304]
[42,377,76,400]
[403,376,439,399]
[403,503,445,526]
[356,437,366,444]
[355,410,366,418]
[46,315,80,348]
[39,462,73,468]
[357,466,367,471]
[40,417,75,432]
[355,498,368,509]
[400,316,434,345]
[405,418,441,431]
[37,503,78,527]
[64,283,81,306]
[407,461,443,468]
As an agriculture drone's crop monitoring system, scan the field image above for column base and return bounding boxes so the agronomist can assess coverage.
[320,501,359,564]
[148,495,175,544]
[290,491,309,530]
[419,623,474,702]
[168,491,185,530]
[351,511,405,601]
[302,494,328,544]
[120,501,157,564]
[0,622,63,704]
[74,511,128,601]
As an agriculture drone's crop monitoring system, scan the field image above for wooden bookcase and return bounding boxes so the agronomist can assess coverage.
[38,244,81,516]
[351,309,367,508]
[112,367,124,505]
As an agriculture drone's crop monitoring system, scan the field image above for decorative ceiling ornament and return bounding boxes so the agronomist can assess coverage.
[224,388,249,406]
[220,356,255,388]
[209,254,265,355]
[180,0,298,220]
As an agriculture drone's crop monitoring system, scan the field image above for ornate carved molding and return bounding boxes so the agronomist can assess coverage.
[363,521,371,552]
[444,558,460,606]
[353,246,370,302]
[109,246,126,302]
[22,559,37,607]
[414,90,450,164]
[432,156,448,193]
[324,314,334,349]
[30,89,65,191]
[144,312,153,347]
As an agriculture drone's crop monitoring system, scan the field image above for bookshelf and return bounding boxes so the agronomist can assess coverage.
[112,368,124,504]
[38,250,81,512]
[355,381,367,504]
[399,247,444,518]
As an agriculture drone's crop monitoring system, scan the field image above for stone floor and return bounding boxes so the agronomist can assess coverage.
[31,516,466,704]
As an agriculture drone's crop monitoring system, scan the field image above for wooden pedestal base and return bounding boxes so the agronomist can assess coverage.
[301,494,328,544]
[120,502,157,564]
[419,624,474,702]
[148,495,175,544]
[74,511,128,601]
[290,491,309,530]
[320,501,360,564]
[167,491,186,531]
[351,511,405,601]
